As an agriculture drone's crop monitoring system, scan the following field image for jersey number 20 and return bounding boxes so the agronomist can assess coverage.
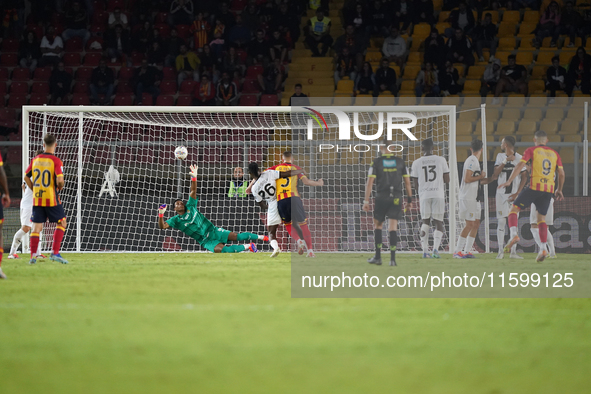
[33,168,51,188]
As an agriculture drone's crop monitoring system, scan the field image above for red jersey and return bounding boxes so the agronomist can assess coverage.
[520,145,562,193]
[266,162,307,201]
[25,153,64,207]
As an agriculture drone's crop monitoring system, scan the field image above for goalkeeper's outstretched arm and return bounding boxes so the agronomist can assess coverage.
[158,204,169,229]
[189,164,198,200]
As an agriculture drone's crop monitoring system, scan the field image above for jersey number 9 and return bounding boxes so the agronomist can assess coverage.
[542,159,552,176]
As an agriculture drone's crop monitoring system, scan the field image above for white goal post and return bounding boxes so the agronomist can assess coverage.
[21,105,461,253]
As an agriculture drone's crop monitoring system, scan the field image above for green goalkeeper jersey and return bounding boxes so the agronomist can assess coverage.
[166,196,216,244]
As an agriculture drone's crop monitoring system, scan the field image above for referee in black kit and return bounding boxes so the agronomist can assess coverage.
[362,138,413,266]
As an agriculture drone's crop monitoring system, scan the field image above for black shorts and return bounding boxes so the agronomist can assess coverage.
[31,205,66,224]
[374,196,402,222]
[513,188,553,216]
[277,196,307,225]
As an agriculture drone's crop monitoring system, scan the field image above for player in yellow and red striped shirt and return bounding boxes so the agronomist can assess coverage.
[0,152,12,279]
[24,134,68,265]
[498,130,565,262]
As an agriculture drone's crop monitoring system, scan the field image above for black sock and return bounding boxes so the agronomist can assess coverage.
[389,231,398,261]
[374,229,382,258]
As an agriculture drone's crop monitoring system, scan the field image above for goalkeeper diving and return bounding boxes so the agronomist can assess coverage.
[158,164,268,253]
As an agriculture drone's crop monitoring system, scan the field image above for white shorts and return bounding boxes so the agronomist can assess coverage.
[495,193,513,218]
[530,199,554,226]
[20,205,32,227]
[420,198,445,221]
[267,200,282,227]
[459,199,481,221]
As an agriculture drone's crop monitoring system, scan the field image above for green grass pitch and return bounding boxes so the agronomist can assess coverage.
[1,252,590,393]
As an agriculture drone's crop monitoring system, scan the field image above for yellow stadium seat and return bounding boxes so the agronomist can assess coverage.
[457,121,474,135]
[498,37,516,51]
[544,108,564,120]
[413,23,431,38]
[497,23,516,38]
[564,37,582,48]
[519,38,536,51]
[335,79,354,94]
[340,150,361,165]
[563,134,582,142]
[410,38,422,51]
[483,11,500,23]
[459,110,480,121]
[456,134,474,142]
[399,80,415,93]
[486,108,500,120]
[540,119,559,134]
[536,52,555,65]
[503,10,521,23]
[475,120,495,135]
[530,65,547,79]
[438,11,450,22]
[466,65,485,80]
[403,65,421,80]
[523,108,543,119]
[516,120,537,135]
[406,52,423,65]
[523,10,540,23]
[516,52,534,65]
[558,148,580,163]
[502,108,521,120]
[456,147,470,162]
[518,23,537,38]
[365,51,384,63]
[528,80,545,94]
[376,95,396,105]
[463,80,481,93]
[497,120,516,134]
[354,95,374,106]
[546,133,561,143]
[397,96,418,105]
[433,0,443,10]
[548,96,570,107]
[567,107,584,121]
[333,96,353,106]
[559,51,576,65]
[442,96,462,106]
[434,22,451,34]
[495,51,511,64]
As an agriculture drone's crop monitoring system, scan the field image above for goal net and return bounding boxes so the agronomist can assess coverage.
[22,105,460,253]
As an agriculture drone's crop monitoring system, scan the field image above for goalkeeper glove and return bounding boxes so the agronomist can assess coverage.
[189,164,198,180]
[158,204,167,217]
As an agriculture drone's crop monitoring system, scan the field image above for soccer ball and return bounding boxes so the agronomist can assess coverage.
[174,146,188,160]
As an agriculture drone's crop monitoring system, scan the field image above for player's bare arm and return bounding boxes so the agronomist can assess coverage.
[0,166,10,207]
[257,200,268,211]
[443,172,450,184]
[482,162,506,185]
[362,176,375,212]
[189,164,198,200]
[245,178,256,195]
[555,166,565,201]
[301,177,324,187]
[403,175,413,209]
[509,171,528,201]
[157,204,170,229]
[279,169,305,178]
[498,161,526,189]
[464,169,487,184]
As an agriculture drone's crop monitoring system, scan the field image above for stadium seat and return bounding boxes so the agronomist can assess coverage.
[494,51,510,65]
[406,52,423,65]
[159,81,177,95]
[502,10,521,23]
[10,81,29,95]
[501,108,521,120]
[564,37,582,48]
[65,36,83,52]
[516,120,537,135]
[31,82,50,95]
[530,65,547,79]
[260,94,278,106]
[118,66,135,81]
[516,52,534,66]
[333,96,352,106]
[0,53,18,67]
[130,52,145,66]
[496,120,516,134]
[71,93,91,105]
[399,80,415,94]
[563,134,582,142]
[402,65,420,80]
[225,148,244,165]
[466,65,485,80]
[560,119,580,134]
[412,23,431,39]
[438,11,450,22]
[176,95,192,106]
[71,80,87,94]
[1,38,19,52]
[33,67,52,81]
[162,67,176,81]
[0,108,17,128]
[457,121,473,135]
[459,110,479,121]
[11,68,31,81]
[498,37,516,51]
[523,10,540,23]
[559,147,580,163]
[475,120,495,135]
[528,80,545,94]
[86,37,104,52]
[245,65,264,79]
[28,93,48,105]
[463,80,480,93]
[0,82,7,99]
[560,51,576,65]
[523,108,543,120]
[113,94,134,106]
[179,80,197,95]
[354,95,374,106]
[398,96,417,105]
[241,79,260,94]
[544,108,564,120]
[335,79,354,94]
[76,67,94,81]
[540,120,559,134]
[155,95,174,106]
[567,107,584,121]
[115,81,133,94]
[497,23,516,38]
[63,53,81,67]
[7,94,28,108]
[84,53,102,67]
[239,94,258,106]
[536,52,555,66]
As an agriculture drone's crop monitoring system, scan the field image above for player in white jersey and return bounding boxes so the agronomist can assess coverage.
[410,138,450,258]
[455,139,487,258]
[247,162,304,257]
[484,136,527,259]
[8,150,46,259]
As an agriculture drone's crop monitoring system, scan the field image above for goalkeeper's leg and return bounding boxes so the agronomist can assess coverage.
[228,232,267,242]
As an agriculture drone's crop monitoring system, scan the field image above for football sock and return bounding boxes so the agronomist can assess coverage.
[300,224,313,251]
[433,230,444,252]
[284,224,299,240]
[531,227,542,250]
[30,233,40,258]
[497,219,505,249]
[374,229,382,258]
[547,229,555,255]
[52,225,66,255]
[389,231,398,261]
[538,222,548,243]
[221,245,247,253]
[420,224,430,253]
[455,236,466,253]
[508,212,518,236]
[270,239,279,251]
[10,229,26,255]
[0,248,3,266]
[236,232,259,241]
[463,236,475,254]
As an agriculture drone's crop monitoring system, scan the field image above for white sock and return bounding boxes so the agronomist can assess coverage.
[10,229,26,255]
[455,236,466,253]
[420,224,430,253]
[463,236,476,254]
[531,227,542,250]
[510,226,518,238]
[541,242,548,253]
[258,235,266,240]
[433,230,444,252]
[270,239,279,251]
[547,230,555,255]
[497,219,505,250]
